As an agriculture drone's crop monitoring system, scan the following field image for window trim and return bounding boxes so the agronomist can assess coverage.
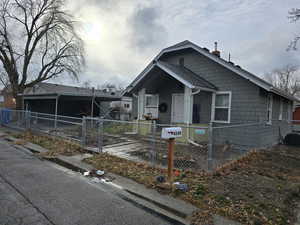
[287,102,292,122]
[145,94,159,108]
[266,93,273,125]
[279,98,283,121]
[211,91,232,123]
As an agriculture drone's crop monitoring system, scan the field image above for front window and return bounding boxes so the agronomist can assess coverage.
[144,94,159,118]
[213,92,231,123]
[279,99,283,121]
[288,102,292,122]
[145,95,158,107]
[266,94,273,124]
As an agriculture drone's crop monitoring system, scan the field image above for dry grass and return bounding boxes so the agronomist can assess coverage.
[13,131,85,158]
[86,147,300,225]
[11,131,300,224]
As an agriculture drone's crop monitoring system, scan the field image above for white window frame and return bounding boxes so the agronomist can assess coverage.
[145,94,159,108]
[279,98,283,121]
[266,93,273,125]
[288,102,292,122]
[211,91,232,123]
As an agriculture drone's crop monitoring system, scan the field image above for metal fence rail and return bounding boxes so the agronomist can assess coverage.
[0,108,295,172]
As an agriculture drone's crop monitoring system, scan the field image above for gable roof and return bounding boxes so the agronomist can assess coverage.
[158,61,217,90]
[127,60,217,92]
[127,40,298,101]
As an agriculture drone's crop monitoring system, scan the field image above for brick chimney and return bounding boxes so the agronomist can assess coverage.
[211,42,220,57]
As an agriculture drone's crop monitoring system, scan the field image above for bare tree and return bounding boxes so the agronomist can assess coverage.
[265,64,300,97]
[100,82,124,91]
[288,8,300,50]
[81,80,91,89]
[0,0,84,109]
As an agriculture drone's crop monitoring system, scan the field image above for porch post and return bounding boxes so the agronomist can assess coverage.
[138,88,145,120]
[184,86,193,124]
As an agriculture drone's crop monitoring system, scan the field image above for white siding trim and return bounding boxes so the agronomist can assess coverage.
[183,86,193,124]
[171,93,184,123]
[279,98,283,121]
[138,88,145,120]
[266,93,273,125]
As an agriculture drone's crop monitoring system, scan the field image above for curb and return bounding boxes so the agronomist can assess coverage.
[4,135,192,224]
[2,132,242,225]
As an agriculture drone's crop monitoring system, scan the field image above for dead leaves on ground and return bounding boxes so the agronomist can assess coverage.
[13,131,84,157]
[11,132,300,225]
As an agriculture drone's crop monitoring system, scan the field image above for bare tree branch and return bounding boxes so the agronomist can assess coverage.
[265,64,300,98]
[0,0,85,108]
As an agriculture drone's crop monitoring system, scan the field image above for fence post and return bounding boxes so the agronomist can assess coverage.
[151,120,157,165]
[98,117,103,153]
[27,111,31,130]
[24,110,29,130]
[208,121,213,172]
[81,116,86,148]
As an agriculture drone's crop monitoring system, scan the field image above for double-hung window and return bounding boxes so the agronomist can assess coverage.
[266,94,273,124]
[213,92,231,123]
[145,95,158,107]
[279,99,283,121]
[144,94,159,118]
[287,102,292,122]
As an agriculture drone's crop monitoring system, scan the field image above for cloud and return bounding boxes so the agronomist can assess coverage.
[128,6,167,52]
[63,0,300,88]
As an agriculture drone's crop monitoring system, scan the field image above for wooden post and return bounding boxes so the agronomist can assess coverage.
[167,138,175,183]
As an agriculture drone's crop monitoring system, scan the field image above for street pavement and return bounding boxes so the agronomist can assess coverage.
[0,139,176,225]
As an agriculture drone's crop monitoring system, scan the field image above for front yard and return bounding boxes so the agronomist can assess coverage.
[11,131,300,225]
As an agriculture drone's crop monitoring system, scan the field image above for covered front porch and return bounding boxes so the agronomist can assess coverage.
[127,61,218,143]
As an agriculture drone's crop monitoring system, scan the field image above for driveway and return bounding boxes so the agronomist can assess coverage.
[0,138,176,225]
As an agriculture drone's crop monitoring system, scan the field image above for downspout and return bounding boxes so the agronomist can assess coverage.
[188,88,201,146]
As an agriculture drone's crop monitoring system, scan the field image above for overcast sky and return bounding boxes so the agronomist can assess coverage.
[57,0,300,88]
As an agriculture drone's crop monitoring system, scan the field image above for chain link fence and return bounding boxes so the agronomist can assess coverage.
[0,109,294,172]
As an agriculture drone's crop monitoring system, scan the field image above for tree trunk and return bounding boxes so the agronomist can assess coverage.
[15,95,23,110]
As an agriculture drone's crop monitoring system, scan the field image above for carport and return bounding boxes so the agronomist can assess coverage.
[20,83,121,118]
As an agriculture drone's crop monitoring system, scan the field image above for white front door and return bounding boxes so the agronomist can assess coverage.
[172,94,184,123]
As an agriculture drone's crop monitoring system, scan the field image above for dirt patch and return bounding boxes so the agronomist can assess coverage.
[84,153,168,188]
[13,131,85,158]
[10,130,300,224]
[191,145,300,225]
[85,145,300,225]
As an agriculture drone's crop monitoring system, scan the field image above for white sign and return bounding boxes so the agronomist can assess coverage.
[161,127,182,139]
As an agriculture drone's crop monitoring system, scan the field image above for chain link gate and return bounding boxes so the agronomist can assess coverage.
[82,117,103,153]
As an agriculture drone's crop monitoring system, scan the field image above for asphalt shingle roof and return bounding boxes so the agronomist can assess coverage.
[158,61,217,90]
[22,83,122,98]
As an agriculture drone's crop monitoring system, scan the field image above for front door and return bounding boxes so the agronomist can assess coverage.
[172,94,184,123]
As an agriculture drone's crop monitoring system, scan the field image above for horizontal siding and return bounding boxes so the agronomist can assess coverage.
[160,49,260,123]
[160,49,292,147]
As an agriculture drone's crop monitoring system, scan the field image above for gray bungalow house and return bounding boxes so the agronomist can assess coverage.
[125,40,297,148]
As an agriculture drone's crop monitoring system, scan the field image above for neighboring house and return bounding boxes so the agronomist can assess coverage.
[293,104,300,123]
[125,40,297,147]
[1,87,16,109]
[0,91,5,108]
[21,83,121,118]
[110,96,132,120]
